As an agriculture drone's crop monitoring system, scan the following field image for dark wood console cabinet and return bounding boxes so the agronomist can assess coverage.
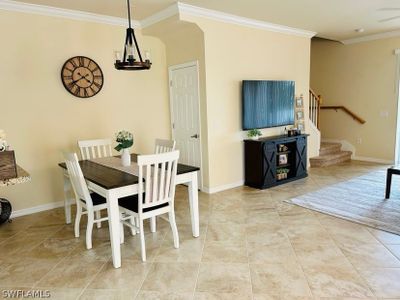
[244,134,308,189]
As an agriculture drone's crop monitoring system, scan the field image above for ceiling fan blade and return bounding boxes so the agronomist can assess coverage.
[378,8,400,11]
[379,15,400,22]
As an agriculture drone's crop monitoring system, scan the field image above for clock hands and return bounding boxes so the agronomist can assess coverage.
[70,73,92,85]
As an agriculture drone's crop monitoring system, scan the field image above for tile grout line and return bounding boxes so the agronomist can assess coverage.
[75,257,109,300]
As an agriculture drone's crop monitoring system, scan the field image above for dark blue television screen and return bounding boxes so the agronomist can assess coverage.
[242,80,295,130]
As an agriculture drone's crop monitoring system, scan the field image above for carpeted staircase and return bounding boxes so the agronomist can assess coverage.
[310,142,352,167]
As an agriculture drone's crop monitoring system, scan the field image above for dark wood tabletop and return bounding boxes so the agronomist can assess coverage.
[59,153,200,190]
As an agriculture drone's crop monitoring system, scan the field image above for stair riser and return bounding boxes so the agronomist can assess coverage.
[319,146,342,156]
[310,155,351,167]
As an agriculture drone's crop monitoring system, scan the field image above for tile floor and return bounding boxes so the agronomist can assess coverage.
[1,161,400,299]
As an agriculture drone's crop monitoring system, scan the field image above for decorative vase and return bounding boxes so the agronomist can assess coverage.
[251,136,259,140]
[121,148,131,167]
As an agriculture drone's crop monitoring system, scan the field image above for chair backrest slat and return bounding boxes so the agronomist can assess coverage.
[138,151,179,210]
[78,139,113,160]
[63,152,94,207]
[154,139,176,154]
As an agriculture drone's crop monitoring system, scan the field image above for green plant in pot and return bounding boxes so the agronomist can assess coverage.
[247,129,262,140]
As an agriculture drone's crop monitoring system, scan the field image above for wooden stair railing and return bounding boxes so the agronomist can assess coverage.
[309,89,321,129]
[320,106,366,124]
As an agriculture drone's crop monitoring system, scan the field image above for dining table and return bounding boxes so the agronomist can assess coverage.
[59,153,200,268]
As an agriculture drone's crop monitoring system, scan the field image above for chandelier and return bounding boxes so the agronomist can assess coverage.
[114,0,151,70]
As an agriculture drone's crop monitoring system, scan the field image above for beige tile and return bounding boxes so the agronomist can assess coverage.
[79,288,137,300]
[88,260,150,290]
[67,240,112,262]
[141,262,199,292]
[206,223,246,242]
[196,263,252,294]
[208,208,247,224]
[245,209,281,225]
[36,258,106,288]
[136,291,193,300]
[155,238,204,263]
[292,240,349,267]
[247,241,297,264]
[202,241,247,263]
[194,292,252,300]
[246,224,289,245]
[339,243,400,268]
[0,235,45,258]
[253,295,314,300]
[302,262,374,298]
[285,223,332,244]
[358,268,400,298]
[46,288,83,300]
[0,257,59,287]
[249,263,312,297]
[28,238,80,259]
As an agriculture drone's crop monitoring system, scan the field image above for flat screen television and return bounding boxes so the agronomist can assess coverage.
[242,80,295,130]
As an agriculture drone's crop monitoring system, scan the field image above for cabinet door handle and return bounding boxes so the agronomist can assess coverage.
[191,134,199,139]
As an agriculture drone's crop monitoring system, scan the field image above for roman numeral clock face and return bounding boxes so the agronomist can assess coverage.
[61,56,104,98]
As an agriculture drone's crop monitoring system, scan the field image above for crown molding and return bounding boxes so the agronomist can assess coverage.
[140,3,179,28]
[176,2,316,38]
[342,30,400,45]
[0,0,140,28]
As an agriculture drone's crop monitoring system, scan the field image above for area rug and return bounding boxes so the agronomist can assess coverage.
[286,169,400,235]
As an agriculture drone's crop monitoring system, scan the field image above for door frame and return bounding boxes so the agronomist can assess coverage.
[168,60,203,190]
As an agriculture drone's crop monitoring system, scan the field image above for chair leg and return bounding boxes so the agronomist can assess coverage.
[95,211,102,228]
[150,216,157,233]
[130,216,136,236]
[168,210,179,249]
[120,213,125,244]
[139,218,146,262]
[74,202,82,238]
[86,210,94,250]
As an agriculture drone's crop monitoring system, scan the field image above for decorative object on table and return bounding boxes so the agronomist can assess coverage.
[0,130,17,181]
[247,128,262,140]
[287,128,301,137]
[0,198,12,225]
[278,144,289,153]
[61,56,104,98]
[0,166,31,224]
[0,129,8,152]
[295,94,305,132]
[114,0,152,71]
[115,130,134,167]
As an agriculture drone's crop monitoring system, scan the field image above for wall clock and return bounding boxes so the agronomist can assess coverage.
[61,56,104,98]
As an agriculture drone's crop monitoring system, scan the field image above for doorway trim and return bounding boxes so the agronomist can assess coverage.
[168,60,204,190]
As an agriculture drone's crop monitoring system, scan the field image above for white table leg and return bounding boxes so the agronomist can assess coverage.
[63,174,72,224]
[107,190,122,268]
[188,171,199,237]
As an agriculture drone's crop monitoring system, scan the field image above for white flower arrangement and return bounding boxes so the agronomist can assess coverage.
[114,130,134,151]
[0,130,8,152]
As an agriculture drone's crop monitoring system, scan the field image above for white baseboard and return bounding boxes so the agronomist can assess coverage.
[11,200,66,218]
[352,156,394,165]
[202,180,244,194]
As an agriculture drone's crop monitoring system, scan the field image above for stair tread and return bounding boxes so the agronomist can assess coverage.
[310,151,352,161]
[320,142,342,149]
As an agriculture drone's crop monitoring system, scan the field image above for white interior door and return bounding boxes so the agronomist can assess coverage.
[169,62,202,188]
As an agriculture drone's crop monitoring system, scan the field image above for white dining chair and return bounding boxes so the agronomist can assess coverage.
[78,138,113,228]
[155,139,176,154]
[63,152,110,250]
[119,150,180,262]
[78,138,113,160]
[151,138,176,232]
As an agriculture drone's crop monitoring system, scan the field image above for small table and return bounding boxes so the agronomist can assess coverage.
[59,153,200,268]
[385,166,400,199]
[0,166,31,223]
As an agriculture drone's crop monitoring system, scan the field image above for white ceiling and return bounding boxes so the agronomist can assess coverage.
[11,0,400,40]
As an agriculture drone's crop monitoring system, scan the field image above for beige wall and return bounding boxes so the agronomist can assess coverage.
[311,38,399,161]
[1,10,170,211]
[181,15,313,189]
[144,18,210,188]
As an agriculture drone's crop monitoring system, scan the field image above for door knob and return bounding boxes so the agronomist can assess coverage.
[191,134,199,139]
